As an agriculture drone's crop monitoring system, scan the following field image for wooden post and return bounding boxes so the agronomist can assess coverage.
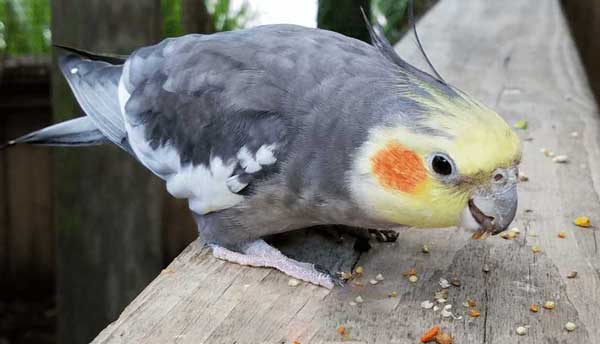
[50,1,163,343]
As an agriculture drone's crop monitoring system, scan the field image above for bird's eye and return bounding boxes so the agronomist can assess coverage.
[431,154,453,176]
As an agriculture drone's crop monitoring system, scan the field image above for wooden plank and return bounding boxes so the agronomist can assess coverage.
[93,0,600,343]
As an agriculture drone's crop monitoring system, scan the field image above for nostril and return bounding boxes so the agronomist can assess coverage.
[494,173,504,182]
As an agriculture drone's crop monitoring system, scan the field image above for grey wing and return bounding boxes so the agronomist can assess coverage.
[118,35,291,215]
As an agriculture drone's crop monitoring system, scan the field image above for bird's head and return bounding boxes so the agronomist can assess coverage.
[349,81,521,239]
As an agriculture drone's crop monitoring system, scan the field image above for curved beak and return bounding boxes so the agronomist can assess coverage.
[459,167,519,239]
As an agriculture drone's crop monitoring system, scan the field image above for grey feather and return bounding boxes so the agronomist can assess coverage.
[59,54,127,147]
[7,116,108,147]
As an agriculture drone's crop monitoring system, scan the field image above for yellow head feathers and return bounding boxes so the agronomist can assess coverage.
[349,85,521,228]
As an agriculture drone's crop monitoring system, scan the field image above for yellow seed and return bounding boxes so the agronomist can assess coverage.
[388,291,398,297]
[337,326,346,335]
[530,304,539,312]
[532,245,542,253]
[467,299,477,307]
[574,216,591,227]
[355,266,364,274]
[543,301,556,310]
[558,232,567,238]
[408,275,418,283]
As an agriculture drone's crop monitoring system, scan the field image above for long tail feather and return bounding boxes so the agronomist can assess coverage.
[1,116,108,150]
[54,44,128,64]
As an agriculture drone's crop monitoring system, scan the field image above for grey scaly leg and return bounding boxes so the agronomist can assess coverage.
[211,239,335,289]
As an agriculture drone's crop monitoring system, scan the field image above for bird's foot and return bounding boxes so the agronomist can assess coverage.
[369,229,399,243]
[211,239,339,289]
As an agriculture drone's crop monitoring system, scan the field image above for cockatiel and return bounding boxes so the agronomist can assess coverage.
[3,18,521,288]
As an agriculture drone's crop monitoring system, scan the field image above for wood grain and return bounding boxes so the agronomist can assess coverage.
[93,1,600,343]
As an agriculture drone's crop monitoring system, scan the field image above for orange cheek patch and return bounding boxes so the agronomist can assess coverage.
[371,142,427,193]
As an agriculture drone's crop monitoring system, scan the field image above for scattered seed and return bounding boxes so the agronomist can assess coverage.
[403,268,417,276]
[567,271,578,279]
[441,309,453,318]
[510,227,521,234]
[355,266,364,274]
[288,278,300,287]
[421,300,435,309]
[422,245,431,254]
[543,301,555,309]
[337,325,346,335]
[435,332,453,344]
[558,232,567,238]
[339,271,352,280]
[161,268,175,274]
[514,120,528,129]
[292,341,301,344]
[443,304,452,310]
[553,155,568,163]
[355,296,364,303]
[530,304,539,312]
[369,279,379,285]
[437,298,447,304]
[388,291,398,298]
[546,150,556,157]
[420,326,440,343]
[435,290,448,300]
[409,275,419,283]
[570,131,579,137]
[574,216,591,227]
[375,273,384,281]
[439,278,451,289]
[516,326,528,336]
[462,301,470,307]
[467,299,477,307]
[565,322,577,332]
[468,309,481,318]
[433,305,440,312]
[532,245,542,253]
[518,172,529,182]
[349,301,357,306]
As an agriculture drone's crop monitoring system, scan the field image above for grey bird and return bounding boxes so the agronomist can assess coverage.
[3,19,521,288]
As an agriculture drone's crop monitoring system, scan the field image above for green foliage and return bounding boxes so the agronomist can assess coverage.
[161,0,253,37]
[0,0,253,56]
[208,0,253,32]
[371,0,438,45]
[371,0,408,44]
[0,0,51,55]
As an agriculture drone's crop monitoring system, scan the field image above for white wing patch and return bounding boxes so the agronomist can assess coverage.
[117,69,277,215]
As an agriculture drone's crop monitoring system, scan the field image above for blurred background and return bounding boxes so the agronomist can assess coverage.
[0,0,597,343]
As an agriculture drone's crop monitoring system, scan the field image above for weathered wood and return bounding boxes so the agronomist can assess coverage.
[0,60,54,293]
[94,1,600,343]
[50,1,164,343]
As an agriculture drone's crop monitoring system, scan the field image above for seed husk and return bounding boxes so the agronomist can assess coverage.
[552,155,568,163]
[516,326,528,335]
[409,275,418,283]
[567,271,578,279]
[355,296,364,303]
[468,309,481,318]
[375,273,384,281]
[435,332,453,344]
[369,279,379,285]
[403,268,417,276]
[565,322,577,331]
[288,278,300,287]
[422,245,431,254]
[421,300,434,309]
